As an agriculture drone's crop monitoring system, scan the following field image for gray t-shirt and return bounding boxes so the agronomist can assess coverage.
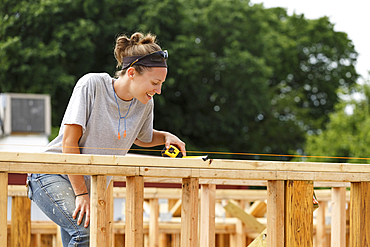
[45,72,153,187]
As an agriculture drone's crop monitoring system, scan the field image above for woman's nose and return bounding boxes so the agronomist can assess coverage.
[154,85,162,95]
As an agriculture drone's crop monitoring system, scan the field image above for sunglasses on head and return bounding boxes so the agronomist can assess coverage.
[128,50,168,68]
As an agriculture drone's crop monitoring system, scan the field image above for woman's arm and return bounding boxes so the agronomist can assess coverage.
[134,129,186,156]
[62,124,90,228]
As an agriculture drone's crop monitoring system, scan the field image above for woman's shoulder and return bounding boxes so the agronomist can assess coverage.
[75,73,112,88]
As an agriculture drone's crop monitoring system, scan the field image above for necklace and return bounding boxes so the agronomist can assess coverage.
[113,81,133,139]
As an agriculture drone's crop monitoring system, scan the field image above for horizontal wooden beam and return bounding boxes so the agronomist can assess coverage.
[0,162,139,176]
[140,167,370,182]
[9,220,336,236]
[8,185,27,197]
[8,221,238,235]
[3,161,368,182]
[8,184,351,207]
[314,182,350,188]
[113,176,269,186]
[8,185,351,202]
[1,151,370,175]
[114,177,350,187]
[112,187,269,201]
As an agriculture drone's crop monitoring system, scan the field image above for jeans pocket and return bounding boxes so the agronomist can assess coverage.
[27,178,33,200]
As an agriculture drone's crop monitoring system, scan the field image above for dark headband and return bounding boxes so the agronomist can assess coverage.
[121,50,168,70]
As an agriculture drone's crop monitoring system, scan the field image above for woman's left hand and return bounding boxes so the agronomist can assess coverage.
[134,130,186,156]
[163,132,186,157]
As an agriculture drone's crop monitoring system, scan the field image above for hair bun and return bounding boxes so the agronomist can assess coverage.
[114,32,161,73]
[117,37,130,50]
[130,32,144,45]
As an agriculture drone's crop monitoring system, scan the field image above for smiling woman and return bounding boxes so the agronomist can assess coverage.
[26,31,186,247]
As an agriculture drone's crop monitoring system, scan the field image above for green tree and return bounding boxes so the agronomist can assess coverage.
[1,0,99,125]
[154,0,273,156]
[0,0,188,126]
[303,78,370,163]
[261,12,359,155]
[152,0,359,157]
[0,0,359,159]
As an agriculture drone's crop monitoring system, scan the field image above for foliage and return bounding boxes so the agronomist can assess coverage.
[153,0,359,157]
[303,80,370,163]
[0,0,359,159]
[259,11,359,155]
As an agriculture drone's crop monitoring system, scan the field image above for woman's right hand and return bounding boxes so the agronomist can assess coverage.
[73,194,90,228]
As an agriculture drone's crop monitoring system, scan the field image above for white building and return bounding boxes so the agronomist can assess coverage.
[0,93,51,152]
[1,93,51,220]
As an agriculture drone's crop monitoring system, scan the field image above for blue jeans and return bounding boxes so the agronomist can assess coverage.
[27,174,90,247]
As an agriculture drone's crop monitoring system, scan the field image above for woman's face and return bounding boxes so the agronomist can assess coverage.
[130,67,167,104]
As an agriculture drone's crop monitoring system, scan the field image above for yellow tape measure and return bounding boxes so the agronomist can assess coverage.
[161,145,208,161]
[161,145,183,158]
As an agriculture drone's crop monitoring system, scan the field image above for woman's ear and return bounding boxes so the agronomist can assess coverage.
[127,67,135,79]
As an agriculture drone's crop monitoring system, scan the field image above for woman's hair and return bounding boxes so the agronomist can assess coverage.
[114,32,162,76]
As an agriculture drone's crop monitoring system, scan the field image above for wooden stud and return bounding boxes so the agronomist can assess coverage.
[33,233,41,247]
[11,196,31,247]
[171,233,181,247]
[229,233,237,247]
[200,184,216,247]
[125,176,144,247]
[0,172,7,246]
[56,226,63,247]
[91,175,107,247]
[114,234,125,247]
[149,198,159,247]
[158,233,167,247]
[285,180,313,247]
[235,200,247,247]
[107,180,114,247]
[315,201,326,247]
[331,187,346,247]
[40,234,53,246]
[267,180,285,247]
[181,178,199,247]
[144,233,149,247]
[350,182,370,246]
[216,234,226,247]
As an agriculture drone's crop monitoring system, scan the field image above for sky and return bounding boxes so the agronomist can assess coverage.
[251,0,370,84]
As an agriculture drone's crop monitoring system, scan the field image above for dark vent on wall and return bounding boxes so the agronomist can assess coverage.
[10,98,45,133]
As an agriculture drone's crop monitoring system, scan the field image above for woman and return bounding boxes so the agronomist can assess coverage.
[27,32,186,247]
